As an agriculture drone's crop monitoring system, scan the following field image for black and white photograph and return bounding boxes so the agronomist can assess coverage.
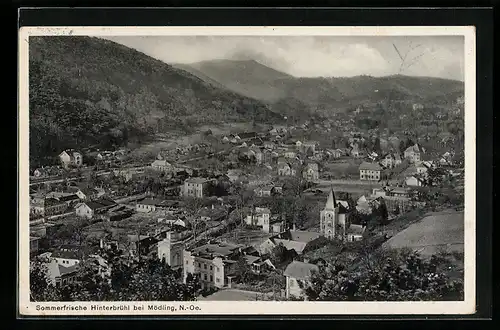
[18,26,476,315]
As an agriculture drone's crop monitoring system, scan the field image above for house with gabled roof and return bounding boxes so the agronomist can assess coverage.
[404,143,422,163]
[75,198,117,219]
[259,228,323,255]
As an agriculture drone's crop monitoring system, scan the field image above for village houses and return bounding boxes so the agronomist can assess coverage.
[260,228,323,256]
[380,152,402,169]
[75,199,117,219]
[277,160,298,176]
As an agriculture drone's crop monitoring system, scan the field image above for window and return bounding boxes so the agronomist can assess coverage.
[197,262,201,268]
[204,264,207,269]
[210,275,213,282]
[186,260,189,265]
[216,278,220,283]
[210,265,213,271]
[216,267,220,272]
[204,274,207,280]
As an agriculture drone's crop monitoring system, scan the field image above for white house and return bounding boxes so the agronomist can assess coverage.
[405,176,423,187]
[151,159,173,172]
[404,144,422,163]
[246,207,271,232]
[359,162,382,181]
[75,199,116,219]
[58,150,83,169]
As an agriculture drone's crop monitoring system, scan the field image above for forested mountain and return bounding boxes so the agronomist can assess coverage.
[29,37,283,167]
[172,59,293,103]
[176,59,465,116]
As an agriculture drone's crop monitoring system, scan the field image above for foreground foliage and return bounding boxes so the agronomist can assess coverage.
[302,250,463,301]
[30,250,202,302]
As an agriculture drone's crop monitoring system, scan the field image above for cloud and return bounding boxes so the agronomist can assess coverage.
[103,35,463,80]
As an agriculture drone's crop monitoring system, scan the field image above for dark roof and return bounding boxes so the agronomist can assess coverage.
[58,194,80,202]
[244,255,261,265]
[192,242,241,258]
[359,162,382,171]
[58,264,79,276]
[238,132,258,139]
[185,177,209,184]
[84,198,116,211]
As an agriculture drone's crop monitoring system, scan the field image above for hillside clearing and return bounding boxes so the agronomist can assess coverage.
[382,209,464,257]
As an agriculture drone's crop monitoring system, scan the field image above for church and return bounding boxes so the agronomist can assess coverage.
[320,189,365,242]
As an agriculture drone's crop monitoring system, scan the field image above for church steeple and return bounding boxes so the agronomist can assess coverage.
[325,187,337,210]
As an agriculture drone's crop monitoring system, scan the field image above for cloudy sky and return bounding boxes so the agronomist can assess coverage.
[104,35,464,81]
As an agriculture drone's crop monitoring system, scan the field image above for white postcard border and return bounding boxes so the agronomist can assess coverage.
[18,25,476,316]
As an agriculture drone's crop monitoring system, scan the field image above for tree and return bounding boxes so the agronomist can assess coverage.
[231,182,255,227]
[184,197,205,242]
[30,259,61,302]
[270,243,288,265]
[303,250,464,301]
[399,140,406,154]
[306,146,314,158]
[235,255,252,283]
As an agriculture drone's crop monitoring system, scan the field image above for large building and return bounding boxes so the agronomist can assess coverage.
[183,242,244,290]
[320,189,349,240]
[359,162,382,181]
[183,177,210,198]
[320,189,365,242]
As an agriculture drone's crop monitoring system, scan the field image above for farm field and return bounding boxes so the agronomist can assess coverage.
[382,209,464,257]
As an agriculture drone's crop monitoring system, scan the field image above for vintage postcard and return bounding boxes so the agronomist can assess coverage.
[18,26,476,316]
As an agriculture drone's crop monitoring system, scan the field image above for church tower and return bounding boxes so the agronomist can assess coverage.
[320,188,339,239]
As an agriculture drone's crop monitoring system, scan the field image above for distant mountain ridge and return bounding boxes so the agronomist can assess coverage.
[175,59,465,116]
[172,59,293,103]
[29,37,283,166]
